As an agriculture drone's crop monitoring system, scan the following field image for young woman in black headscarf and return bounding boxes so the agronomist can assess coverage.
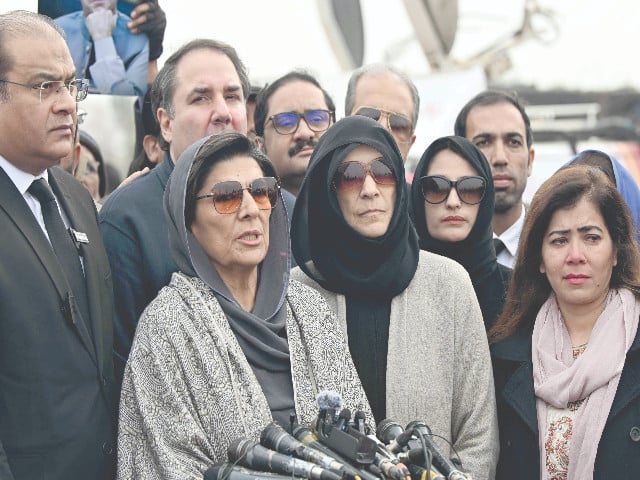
[291,116,498,480]
[411,135,511,330]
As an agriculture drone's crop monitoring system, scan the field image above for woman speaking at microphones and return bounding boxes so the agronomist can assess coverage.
[116,133,371,479]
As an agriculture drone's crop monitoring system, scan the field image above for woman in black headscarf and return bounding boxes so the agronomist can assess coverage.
[117,133,371,480]
[411,135,511,329]
[291,116,498,480]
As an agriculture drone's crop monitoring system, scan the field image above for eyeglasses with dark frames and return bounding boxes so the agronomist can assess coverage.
[332,158,397,192]
[354,106,413,143]
[268,109,335,135]
[420,175,486,205]
[0,78,89,103]
[196,177,280,214]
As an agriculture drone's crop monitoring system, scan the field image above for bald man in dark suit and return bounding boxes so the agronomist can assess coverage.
[0,11,115,480]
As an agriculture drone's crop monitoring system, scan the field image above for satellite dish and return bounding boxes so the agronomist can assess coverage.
[316,0,365,70]
[402,0,458,69]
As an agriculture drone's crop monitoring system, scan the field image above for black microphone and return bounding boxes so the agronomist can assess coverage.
[405,421,471,480]
[205,463,306,480]
[376,419,416,454]
[354,411,367,434]
[260,422,360,480]
[228,438,342,480]
[316,390,343,433]
[335,408,351,431]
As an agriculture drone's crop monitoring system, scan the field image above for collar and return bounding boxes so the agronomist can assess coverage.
[0,155,49,195]
[493,204,526,257]
[491,324,533,363]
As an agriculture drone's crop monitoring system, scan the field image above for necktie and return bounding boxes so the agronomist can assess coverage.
[29,178,91,325]
[493,237,507,256]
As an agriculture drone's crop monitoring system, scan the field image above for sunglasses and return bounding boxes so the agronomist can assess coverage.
[196,177,279,214]
[268,109,334,135]
[354,106,413,142]
[419,175,486,205]
[332,158,397,192]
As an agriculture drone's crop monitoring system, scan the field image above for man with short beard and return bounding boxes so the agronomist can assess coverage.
[254,71,335,197]
[454,90,535,268]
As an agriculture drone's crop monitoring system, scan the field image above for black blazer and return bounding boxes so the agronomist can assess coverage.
[491,321,640,479]
[0,167,115,480]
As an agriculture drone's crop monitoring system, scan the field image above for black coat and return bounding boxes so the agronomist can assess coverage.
[0,167,115,480]
[491,324,640,480]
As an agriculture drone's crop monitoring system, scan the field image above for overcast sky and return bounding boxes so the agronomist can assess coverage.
[8,0,638,91]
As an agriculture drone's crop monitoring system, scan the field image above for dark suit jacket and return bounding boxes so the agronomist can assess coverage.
[0,166,115,480]
[492,322,640,479]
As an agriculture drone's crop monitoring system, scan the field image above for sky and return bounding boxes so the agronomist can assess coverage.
[4,0,639,179]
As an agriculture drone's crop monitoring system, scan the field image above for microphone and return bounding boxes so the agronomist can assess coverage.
[228,438,342,480]
[260,422,360,480]
[354,411,367,434]
[372,453,410,480]
[335,409,352,431]
[316,390,343,433]
[405,421,471,480]
[376,419,416,454]
[376,419,446,480]
[313,391,377,465]
[205,463,306,480]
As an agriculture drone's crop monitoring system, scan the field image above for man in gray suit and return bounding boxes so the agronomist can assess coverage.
[0,11,115,480]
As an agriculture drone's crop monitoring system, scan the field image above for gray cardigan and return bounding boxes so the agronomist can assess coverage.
[292,250,499,480]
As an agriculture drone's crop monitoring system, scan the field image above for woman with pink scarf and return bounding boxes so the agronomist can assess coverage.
[490,165,640,480]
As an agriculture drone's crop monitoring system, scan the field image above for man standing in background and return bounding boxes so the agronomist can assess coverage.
[455,90,535,268]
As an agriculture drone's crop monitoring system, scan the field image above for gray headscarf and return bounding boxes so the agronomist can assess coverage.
[164,134,291,371]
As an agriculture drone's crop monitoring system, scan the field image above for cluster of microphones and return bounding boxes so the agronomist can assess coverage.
[204,391,472,480]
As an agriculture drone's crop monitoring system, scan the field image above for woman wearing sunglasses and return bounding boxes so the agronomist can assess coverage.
[290,116,498,480]
[117,133,371,479]
[410,135,511,330]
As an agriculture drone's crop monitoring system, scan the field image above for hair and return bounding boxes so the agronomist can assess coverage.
[454,90,534,149]
[253,70,335,137]
[344,63,420,132]
[565,150,616,184]
[0,11,65,101]
[489,165,640,343]
[247,85,262,104]
[150,38,251,151]
[185,132,277,229]
[79,130,106,197]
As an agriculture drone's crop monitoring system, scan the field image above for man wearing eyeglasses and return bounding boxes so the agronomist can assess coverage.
[99,38,251,386]
[254,71,336,197]
[0,11,115,480]
[345,64,419,162]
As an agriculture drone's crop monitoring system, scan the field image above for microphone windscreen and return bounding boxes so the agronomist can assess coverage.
[316,390,343,411]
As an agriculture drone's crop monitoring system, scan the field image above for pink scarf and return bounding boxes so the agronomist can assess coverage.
[532,288,640,480]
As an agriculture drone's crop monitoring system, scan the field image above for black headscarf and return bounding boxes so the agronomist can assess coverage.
[410,135,510,329]
[291,115,419,299]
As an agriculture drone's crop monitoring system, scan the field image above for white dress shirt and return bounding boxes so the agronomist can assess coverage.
[493,204,526,269]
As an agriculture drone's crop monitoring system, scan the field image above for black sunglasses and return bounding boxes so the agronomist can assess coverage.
[268,109,334,135]
[420,175,486,205]
[196,177,279,214]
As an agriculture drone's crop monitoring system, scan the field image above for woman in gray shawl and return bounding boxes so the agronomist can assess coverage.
[117,133,371,480]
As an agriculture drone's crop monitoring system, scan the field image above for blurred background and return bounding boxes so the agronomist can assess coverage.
[6,0,640,200]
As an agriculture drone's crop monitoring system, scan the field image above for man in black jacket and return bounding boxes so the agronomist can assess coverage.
[0,11,115,480]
